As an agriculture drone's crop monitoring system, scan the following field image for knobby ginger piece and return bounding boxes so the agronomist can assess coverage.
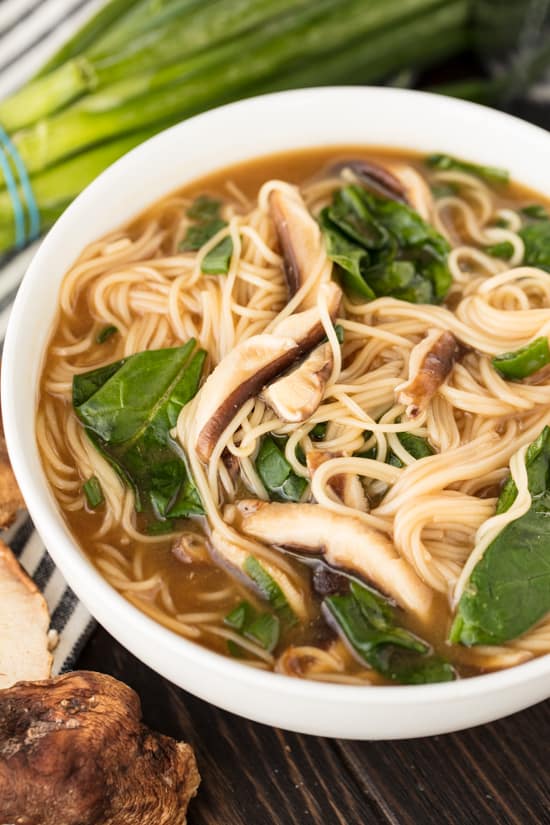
[0,670,200,825]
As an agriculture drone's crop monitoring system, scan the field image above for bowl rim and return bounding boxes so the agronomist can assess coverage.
[3,85,550,708]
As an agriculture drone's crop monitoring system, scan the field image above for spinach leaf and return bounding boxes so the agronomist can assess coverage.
[485,241,514,260]
[319,208,374,300]
[202,235,233,274]
[520,204,548,220]
[96,325,118,344]
[519,219,550,272]
[450,426,550,645]
[310,422,327,440]
[179,193,233,274]
[430,182,458,199]
[388,432,435,468]
[73,342,206,528]
[255,435,308,503]
[186,194,222,221]
[180,218,226,252]
[225,600,280,652]
[320,184,451,305]
[324,581,455,684]
[243,555,296,625]
[83,476,103,509]
[492,337,550,380]
[425,154,509,185]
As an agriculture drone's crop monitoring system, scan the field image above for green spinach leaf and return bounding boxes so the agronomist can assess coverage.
[519,219,550,272]
[425,154,509,185]
[450,426,550,645]
[492,337,550,380]
[255,435,308,503]
[388,432,435,468]
[186,195,222,221]
[485,241,514,260]
[180,218,226,252]
[324,581,455,684]
[320,184,451,304]
[520,204,548,220]
[73,342,206,528]
[225,600,280,652]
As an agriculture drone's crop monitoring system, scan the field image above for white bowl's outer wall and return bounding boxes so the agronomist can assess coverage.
[3,88,550,739]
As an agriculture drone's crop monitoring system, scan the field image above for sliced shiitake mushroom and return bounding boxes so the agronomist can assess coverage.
[193,283,342,462]
[262,342,333,423]
[397,329,464,418]
[233,500,433,623]
[0,541,51,689]
[269,187,323,305]
[0,671,200,825]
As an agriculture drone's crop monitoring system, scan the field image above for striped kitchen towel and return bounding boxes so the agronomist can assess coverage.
[0,0,107,673]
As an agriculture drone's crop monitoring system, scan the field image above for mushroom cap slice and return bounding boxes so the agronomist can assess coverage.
[234,500,433,623]
[397,328,464,418]
[193,283,342,462]
[0,670,200,825]
[194,334,298,462]
[329,159,408,204]
[262,342,333,423]
[269,187,323,305]
[0,540,51,688]
[386,162,434,221]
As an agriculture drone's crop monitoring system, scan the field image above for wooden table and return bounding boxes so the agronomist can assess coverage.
[78,629,550,824]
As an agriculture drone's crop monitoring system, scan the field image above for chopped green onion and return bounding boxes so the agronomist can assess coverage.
[96,324,118,344]
[425,153,509,185]
[83,476,104,508]
[202,236,233,274]
[520,204,548,220]
[492,337,550,380]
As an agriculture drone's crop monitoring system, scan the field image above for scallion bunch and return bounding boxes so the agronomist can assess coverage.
[0,0,471,256]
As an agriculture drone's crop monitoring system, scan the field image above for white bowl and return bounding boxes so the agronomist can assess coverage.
[3,88,550,739]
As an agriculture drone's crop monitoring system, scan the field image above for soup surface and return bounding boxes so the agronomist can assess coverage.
[38,146,550,685]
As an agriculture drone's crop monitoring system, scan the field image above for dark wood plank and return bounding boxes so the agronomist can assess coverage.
[335,701,550,825]
[77,626,550,825]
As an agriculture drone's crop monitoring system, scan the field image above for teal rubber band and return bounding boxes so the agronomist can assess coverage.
[0,139,25,249]
[0,125,40,242]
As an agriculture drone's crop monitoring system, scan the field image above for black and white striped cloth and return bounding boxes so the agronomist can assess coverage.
[0,0,108,672]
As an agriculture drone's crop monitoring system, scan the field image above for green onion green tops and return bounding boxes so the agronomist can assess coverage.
[492,337,550,380]
[425,153,509,185]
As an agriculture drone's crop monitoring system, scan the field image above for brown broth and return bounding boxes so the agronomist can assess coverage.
[39,146,550,682]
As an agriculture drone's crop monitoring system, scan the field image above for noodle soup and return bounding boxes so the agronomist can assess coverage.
[38,147,550,686]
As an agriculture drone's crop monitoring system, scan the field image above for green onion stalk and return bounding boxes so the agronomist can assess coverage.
[1,0,323,131]
[5,0,468,176]
[0,0,469,255]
